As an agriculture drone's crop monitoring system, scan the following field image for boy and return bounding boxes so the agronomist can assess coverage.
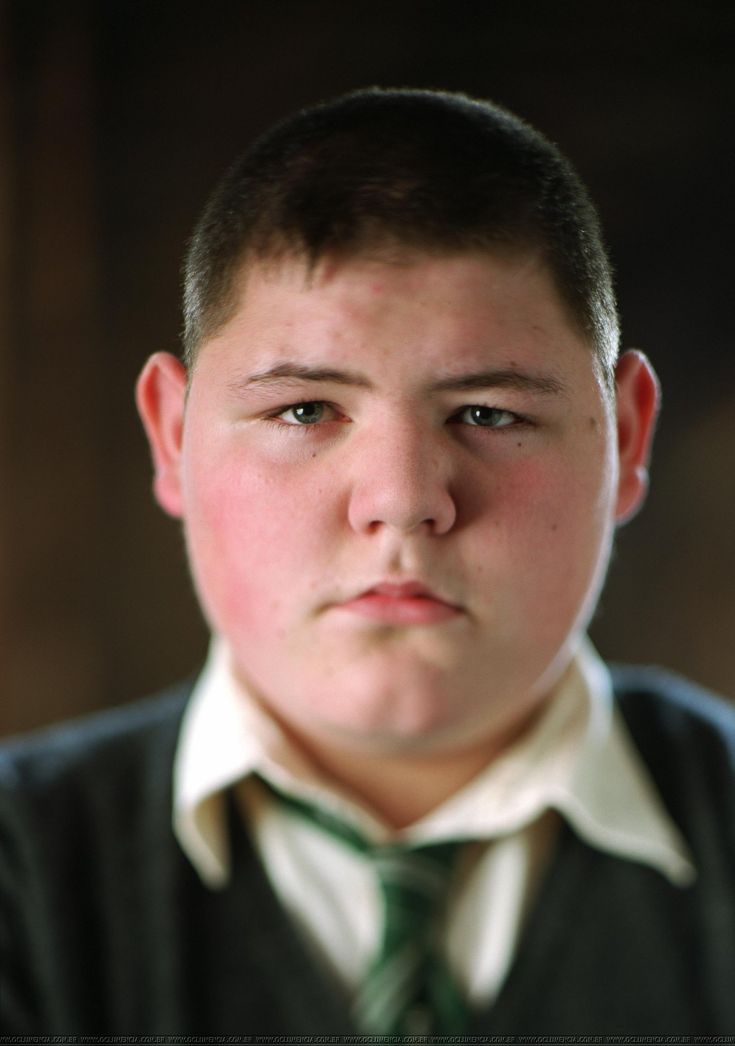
[2,88,734,1037]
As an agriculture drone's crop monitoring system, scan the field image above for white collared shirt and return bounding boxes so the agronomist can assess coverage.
[173,637,695,1006]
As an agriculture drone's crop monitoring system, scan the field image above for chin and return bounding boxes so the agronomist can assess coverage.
[328,670,478,743]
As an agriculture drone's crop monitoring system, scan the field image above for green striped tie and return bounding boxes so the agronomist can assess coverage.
[260,782,467,1036]
[354,841,466,1035]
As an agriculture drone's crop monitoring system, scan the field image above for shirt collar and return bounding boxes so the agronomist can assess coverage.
[173,636,695,889]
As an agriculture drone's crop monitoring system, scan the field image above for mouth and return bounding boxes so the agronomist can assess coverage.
[336,580,463,625]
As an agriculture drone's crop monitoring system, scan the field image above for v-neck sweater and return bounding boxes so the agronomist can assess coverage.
[1,665,735,1036]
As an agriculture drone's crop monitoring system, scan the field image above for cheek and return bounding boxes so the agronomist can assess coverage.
[465,454,583,526]
[181,449,337,630]
[512,458,605,530]
[515,455,615,614]
[468,452,614,578]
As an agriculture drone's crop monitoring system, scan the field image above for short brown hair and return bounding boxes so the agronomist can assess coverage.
[182,87,619,386]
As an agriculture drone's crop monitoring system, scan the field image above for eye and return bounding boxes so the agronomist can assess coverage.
[278,401,329,425]
[456,405,519,428]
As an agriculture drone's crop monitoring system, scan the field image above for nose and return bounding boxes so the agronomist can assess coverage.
[346,421,457,536]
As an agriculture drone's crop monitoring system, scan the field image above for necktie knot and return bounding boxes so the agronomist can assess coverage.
[259,780,468,1035]
[372,843,458,942]
[356,841,464,1035]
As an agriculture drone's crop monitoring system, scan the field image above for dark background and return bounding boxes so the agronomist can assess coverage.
[2,1,734,736]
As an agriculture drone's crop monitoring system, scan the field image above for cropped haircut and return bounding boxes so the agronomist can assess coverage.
[182,87,620,388]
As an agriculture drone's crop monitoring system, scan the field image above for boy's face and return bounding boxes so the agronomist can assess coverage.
[138,250,657,757]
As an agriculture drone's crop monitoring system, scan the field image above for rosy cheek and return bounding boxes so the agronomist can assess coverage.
[468,454,604,577]
[468,457,566,522]
[185,452,328,629]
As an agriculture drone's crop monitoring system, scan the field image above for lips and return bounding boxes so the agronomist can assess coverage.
[337,580,462,625]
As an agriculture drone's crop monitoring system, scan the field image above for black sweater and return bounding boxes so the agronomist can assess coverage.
[1,667,735,1037]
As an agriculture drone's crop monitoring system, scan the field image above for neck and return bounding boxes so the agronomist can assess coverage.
[274,704,546,829]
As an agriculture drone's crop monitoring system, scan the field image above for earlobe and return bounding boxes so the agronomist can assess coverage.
[614,350,661,524]
[135,352,188,518]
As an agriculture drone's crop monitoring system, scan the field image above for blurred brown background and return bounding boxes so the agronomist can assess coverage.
[1,0,734,736]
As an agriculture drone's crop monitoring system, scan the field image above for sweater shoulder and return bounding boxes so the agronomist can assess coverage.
[610,663,735,829]
[610,663,735,744]
[0,682,193,801]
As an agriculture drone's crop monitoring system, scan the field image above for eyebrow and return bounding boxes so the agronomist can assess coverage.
[232,363,373,391]
[229,362,568,397]
[431,369,567,396]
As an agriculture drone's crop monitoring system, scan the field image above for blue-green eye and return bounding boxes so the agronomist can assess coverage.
[285,402,325,424]
[460,405,517,428]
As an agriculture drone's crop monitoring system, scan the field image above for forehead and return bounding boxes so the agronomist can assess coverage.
[194,248,595,390]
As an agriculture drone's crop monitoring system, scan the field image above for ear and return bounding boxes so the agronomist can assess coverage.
[135,351,188,518]
[614,349,661,524]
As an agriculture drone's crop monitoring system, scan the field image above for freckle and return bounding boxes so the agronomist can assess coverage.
[311,452,317,458]
[516,441,522,448]
[550,522,558,531]
[588,416,598,429]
